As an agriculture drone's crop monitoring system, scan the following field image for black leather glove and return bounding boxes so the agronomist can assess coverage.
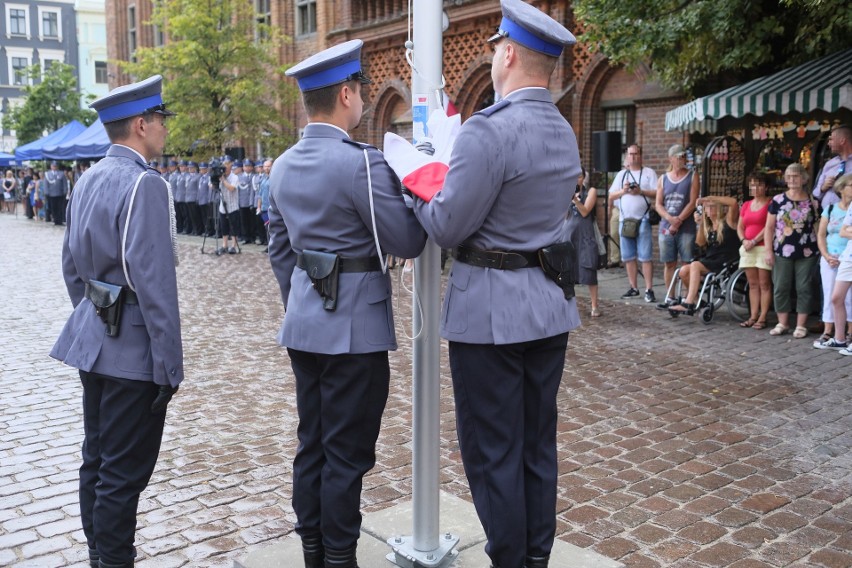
[151,385,179,414]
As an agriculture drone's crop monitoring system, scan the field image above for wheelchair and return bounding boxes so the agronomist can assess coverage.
[663,261,751,324]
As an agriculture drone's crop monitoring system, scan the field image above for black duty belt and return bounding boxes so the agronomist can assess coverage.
[453,244,540,270]
[296,254,382,273]
[85,283,138,304]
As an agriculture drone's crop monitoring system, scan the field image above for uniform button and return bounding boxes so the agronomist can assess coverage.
[170,369,176,375]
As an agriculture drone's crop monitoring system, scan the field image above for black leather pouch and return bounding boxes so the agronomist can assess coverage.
[302,250,341,311]
[538,241,577,300]
[87,280,125,337]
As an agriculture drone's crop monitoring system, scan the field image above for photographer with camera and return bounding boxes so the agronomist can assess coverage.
[609,144,659,303]
[216,156,240,255]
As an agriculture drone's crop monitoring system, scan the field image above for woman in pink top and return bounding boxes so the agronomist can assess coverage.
[736,172,772,329]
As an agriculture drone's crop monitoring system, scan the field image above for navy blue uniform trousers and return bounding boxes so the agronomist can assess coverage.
[287,349,390,550]
[79,371,166,565]
[449,332,569,568]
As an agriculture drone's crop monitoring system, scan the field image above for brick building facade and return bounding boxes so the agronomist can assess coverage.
[104,0,686,174]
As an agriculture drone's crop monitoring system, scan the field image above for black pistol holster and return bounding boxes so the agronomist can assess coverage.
[300,250,341,311]
[538,241,577,300]
[86,280,127,337]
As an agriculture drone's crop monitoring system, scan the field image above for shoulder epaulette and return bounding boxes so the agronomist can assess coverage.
[342,139,376,150]
[476,99,512,117]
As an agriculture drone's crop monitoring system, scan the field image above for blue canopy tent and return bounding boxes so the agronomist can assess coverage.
[43,119,110,160]
[0,152,15,167]
[13,120,86,162]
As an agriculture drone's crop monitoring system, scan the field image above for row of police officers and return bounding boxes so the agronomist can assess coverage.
[51,1,580,567]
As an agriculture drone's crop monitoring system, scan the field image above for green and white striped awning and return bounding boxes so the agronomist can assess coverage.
[666,48,852,132]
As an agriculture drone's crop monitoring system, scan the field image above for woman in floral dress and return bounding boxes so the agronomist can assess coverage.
[763,163,820,338]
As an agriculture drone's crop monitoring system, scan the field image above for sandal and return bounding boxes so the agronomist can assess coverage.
[793,326,808,339]
[740,318,757,328]
[752,320,767,330]
[590,307,601,318]
[669,302,696,316]
[769,324,790,336]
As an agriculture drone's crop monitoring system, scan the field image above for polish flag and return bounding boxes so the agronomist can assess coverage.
[443,91,458,117]
[383,109,460,202]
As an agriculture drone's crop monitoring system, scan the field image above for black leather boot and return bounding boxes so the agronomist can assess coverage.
[524,555,549,568]
[324,545,359,568]
[88,548,99,568]
[302,532,325,568]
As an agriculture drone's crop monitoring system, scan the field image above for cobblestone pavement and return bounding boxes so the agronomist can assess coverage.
[1,210,850,567]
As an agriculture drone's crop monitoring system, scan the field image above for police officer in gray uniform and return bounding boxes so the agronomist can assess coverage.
[185,161,202,235]
[173,159,188,234]
[267,39,426,568]
[50,75,182,568]
[197,161,213,236]
[44,160,69,225]
[238,158,255,244]
[408,1,580,566]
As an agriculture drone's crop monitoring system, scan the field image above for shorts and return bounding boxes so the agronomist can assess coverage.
[838,260,852,283]
[218,210,241,238]
[659,230,695,264]
[619,218,653,262]
[738,244,771,271]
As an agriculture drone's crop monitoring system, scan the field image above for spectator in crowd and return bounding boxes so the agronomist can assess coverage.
[813,124,851,209]
[668,195,739,315]
[22,168,34,218]
[656,144,699,304]
[737,172,773,329]
[814,173,852,349]
[566,167,602,316]
[607,156,624,269]
[2,170,17,213]
[609,144,659,303]
[217,157,241,255]
[26,172,41,220]
[764,162,820,338]
[827,174,852,356]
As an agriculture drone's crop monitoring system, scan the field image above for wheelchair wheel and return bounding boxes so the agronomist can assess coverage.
[701,304,715,324]
[725,268,750,322]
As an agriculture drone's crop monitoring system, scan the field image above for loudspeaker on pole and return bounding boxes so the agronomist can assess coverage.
[592,131,623,172]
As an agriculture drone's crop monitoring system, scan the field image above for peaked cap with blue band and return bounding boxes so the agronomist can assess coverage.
[488,0,576,57]
[286,39,372,92]
[90,74,176,124]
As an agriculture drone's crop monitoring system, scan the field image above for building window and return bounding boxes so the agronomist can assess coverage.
[296,0,316,36]
[95,61,108,84]
[43,59,58,71]
[42,11,58,38]
[255,0,271,41]
[8,7,28,36]
[605,108,628,147]
[12,57,29,85]
[128,6,137,60]
[153,25,165,46]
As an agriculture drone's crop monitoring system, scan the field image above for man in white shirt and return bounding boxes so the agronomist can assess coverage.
[609,144,659,302]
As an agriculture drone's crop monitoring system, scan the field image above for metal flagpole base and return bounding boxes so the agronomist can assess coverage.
[386,533,460,568]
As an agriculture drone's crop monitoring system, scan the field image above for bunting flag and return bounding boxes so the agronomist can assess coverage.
[383,108,461,202]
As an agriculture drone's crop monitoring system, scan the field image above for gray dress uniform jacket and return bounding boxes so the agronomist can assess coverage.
[44,169,68,197]
[197,173,211,206]
[173,171,187,202]
[50,144,184,388]
[185,172,199,202]
[267,123,427,355]
[237,172,252,208]
[414,87,581,344]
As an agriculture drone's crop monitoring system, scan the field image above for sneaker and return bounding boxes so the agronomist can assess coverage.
[228,247,237,254]
[644,289,656,303]
[621,287,640,299]
[839,346,852,356]
[216,247,225,256]
[814,337,849,350]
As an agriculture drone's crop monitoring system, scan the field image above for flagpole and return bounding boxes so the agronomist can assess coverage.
[386,0,459,566]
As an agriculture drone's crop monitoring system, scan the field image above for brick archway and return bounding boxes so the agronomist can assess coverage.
[455,64,494,120]
[573,53,621,165]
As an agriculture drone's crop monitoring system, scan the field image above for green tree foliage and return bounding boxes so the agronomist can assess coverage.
[574,0,852,94]
[2,63,96,145]
[120,0,299,157]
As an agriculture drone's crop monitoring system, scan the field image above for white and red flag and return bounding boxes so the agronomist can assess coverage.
[383,108,461,202]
